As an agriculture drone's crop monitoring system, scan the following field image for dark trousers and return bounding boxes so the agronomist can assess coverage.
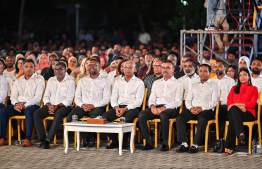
[66,106,106,138]
[102,105,139,142]
[218,105,228,139]
[33,106,71,141]
[138,107,178,145]
[225,106,255,150]
[0,105,39,140]
[176,109,214,145]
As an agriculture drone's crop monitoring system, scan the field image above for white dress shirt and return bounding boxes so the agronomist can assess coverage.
[3,71,17,97]
[75,75,111,108]
[11,73,45,108]
[186,79,220,111]
[107,70,116,84]
[43,74,76,107]
[99,69,108,78]
[111,75,145,110]
[0,75,9,104]
[251,74,262,92]
[211,75,235,105]
[178,73,200,100]
[149,76,183,109]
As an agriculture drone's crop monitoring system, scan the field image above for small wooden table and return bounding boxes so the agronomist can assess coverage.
[64,122,135,155]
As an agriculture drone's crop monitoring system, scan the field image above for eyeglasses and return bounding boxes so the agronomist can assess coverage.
[227,70,235,73]
[252,63,262,66]
[88,64,98,67]
[162,66,172,70]
[124,67,133,70]
[54,68,65,71]
[153,65,162,68]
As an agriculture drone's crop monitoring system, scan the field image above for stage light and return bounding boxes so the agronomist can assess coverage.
[181,0,188,6]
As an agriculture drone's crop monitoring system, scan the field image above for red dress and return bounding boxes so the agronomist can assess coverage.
[227,83,258,119]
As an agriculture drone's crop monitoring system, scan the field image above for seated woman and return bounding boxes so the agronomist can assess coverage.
[226,65,238,83]
[15,58,25,79]
[223,68,258,155]
[76,58,90,85]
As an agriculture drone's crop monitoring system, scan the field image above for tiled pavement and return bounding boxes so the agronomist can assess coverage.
[1,136,262,169]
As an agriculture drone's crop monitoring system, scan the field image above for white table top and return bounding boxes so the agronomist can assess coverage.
[64,122,134,128]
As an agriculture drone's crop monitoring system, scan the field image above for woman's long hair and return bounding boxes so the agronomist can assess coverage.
[234,67,252,94]
[15,58,25,74]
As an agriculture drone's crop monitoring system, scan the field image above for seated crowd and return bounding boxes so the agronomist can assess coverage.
[0,44,261,156]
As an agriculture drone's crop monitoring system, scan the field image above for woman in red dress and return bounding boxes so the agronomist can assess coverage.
[223,68,258,155]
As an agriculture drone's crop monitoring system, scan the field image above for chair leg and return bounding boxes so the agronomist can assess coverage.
[154,121,157,148]
[236,137,238,145]
[63,118,67,147]
[97,132,100,148]
[224,123,228,140]
[190,123,194,147]
[54,134,57,144]
[205,123,210,153]
[143,139,146,146]
[8,118,12,145]
[258,123,262,145]
[168,121,173,150]
[172,128,175,143]
[18,120,21,142]
[248,125,253,155]
[138,129,141,143]
[215,121,219,140]
[74,132,77,147]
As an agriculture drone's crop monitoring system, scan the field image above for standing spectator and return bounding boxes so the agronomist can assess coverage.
[139,28,151,45]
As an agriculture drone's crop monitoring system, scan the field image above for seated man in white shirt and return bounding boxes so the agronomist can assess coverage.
[67,58,111,147]
[102,61,145,149]
[178,59,200,101]
[250,58,262,92]
[33,62,76,149]
[177,64,220,153]
[139,60,183,151]
[3,56,16,97]
[0,59,8,108]
[211,60,235,148]
[0,59,45,147]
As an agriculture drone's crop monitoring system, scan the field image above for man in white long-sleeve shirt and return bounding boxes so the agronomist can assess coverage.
[210,60,235,141]
[0,59,8,108]
[67,58,111,147]
[177,64,219,153]
[139,60,183,151]
[0,59,45,147]
[103,60,145,149]
[34,62,75,149]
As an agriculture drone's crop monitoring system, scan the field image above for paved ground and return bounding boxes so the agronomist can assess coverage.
[1,133,262,169]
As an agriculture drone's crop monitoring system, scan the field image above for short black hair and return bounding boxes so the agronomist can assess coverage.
[59,55,67,60]
[163,60,175,68]
[227,50,236,56]
[55,62,67,69]
[114,56,123,61]
[184,59,196,68]
[216,60,226,67]
[52,59,59,64]
[29,52,37,57]
[23,59,35,66]
[59,59,68,67]
[200,64,211,72]
[252,58,262,63]
[146,51,155,58]
[117,59,128,75]
[90,58,100,65]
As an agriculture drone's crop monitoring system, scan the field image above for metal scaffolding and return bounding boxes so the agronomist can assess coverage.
[180,30,262,64]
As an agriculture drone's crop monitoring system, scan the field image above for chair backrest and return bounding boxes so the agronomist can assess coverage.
[257,91,262,123]
[142,88,148,111]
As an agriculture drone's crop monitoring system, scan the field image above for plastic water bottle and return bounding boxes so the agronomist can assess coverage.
[257,138,261,154]
[252,138,256,154]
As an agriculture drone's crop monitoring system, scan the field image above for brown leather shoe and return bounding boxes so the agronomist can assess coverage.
[0,138,8,146]
[22,139,32,147]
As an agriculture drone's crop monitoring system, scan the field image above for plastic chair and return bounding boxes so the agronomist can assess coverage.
[224,91,262,154]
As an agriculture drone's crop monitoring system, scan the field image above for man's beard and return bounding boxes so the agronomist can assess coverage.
[252,68,260,75]
[216,70,224,76]
[185,69,195,76]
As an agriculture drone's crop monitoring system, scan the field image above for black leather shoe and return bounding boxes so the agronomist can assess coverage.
[123,142,128,149]
[142,143,154,150]
[160,144,169,151]
[106,140,118,149]
[83,138,89,147]
[88,136,95,147]
[189,145,198,153]
[43,140,50,149]
[178,145,189,152]
[38,142,43,148]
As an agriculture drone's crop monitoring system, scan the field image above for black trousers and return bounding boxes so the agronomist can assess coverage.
[33,106,71,141]
[218,105,228,139]
[138,107,178,145]
[66,106,106,122]
[176,109,214,145]
[102,105,139,142]
[225,106,255,150]
[66,106,106,138]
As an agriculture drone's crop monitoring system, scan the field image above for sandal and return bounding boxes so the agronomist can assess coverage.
[222,150,234,156]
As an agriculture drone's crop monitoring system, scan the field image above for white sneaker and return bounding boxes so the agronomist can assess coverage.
[205,25,217,31]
